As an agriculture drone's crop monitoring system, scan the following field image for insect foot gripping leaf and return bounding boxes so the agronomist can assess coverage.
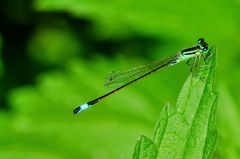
[133,47,217,159]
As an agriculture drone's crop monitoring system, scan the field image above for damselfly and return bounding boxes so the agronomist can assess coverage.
[73,38,209,114]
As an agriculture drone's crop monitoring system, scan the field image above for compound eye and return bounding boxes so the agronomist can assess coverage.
[203,47,208,51]
[198,38,204,44]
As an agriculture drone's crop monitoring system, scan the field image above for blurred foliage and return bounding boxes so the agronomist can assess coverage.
[27,21,82,66]
[0,0,240,158]
[0,35,3,78]
[0,34,4,111]
[217,85,240,159]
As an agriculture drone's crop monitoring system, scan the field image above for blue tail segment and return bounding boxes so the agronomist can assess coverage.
[73,103,91,114]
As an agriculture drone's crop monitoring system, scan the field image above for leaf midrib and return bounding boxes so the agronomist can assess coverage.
[181,69,211,158]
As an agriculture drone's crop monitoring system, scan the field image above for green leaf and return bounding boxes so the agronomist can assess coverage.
[153,103,176,149]
[133,47,217,159]
[217,85,240,159]
[133,135,158,159]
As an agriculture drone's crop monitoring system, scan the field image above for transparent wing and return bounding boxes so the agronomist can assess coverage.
[104,55,177,89]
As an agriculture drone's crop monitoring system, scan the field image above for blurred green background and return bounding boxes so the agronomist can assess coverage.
[0,0,240,158]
